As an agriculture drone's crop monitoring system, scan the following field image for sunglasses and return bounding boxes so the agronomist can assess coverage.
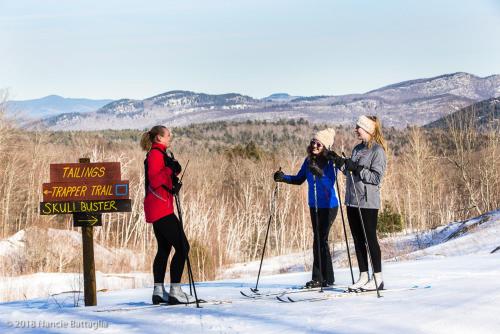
[310,140,323,148]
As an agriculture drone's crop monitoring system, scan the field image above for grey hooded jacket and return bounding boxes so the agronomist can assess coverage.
[344,142,386,209]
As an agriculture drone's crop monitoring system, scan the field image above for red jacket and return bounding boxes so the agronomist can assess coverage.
[144,142,175,223]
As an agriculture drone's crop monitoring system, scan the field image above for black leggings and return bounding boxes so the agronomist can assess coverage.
[346,206,382,273]
[309,207,338,284]
[152,214,190,283]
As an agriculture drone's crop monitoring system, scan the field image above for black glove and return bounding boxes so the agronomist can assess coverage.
[309,160,324,177]
[273,169,285,182]
[171,176,182,195]
[165,156,182,175]
[325,150,345,168]
[344,159,363,175]
[325,150,340,160]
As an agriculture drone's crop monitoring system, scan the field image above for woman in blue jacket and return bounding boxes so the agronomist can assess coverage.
[273,128,339,288]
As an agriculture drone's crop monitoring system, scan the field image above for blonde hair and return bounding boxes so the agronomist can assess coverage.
[140,125,167,151]
[366,116,387,152]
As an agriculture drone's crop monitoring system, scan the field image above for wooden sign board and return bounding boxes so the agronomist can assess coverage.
[73,213,102,227]
[50,162,121,183]
[40,158,132,307]
[40,199,132,215]
[42,181,129,202]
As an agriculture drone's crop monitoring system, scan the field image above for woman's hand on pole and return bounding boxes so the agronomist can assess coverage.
[273,167,285,182]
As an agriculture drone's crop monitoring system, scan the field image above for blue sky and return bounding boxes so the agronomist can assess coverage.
[1,0,499,100]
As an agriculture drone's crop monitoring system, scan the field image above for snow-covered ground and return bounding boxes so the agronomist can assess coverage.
[0,227,150,302]
[0,254,499,333]
[0,210,499,333]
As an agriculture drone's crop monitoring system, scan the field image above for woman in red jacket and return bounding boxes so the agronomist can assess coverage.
[140,125,195,305]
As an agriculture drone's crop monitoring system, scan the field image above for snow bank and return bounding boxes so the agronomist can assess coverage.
[221,210,500,279]
[391,209,500,260]
[0,227,151,302]
[0,227,144,273]
[0,272,152,303]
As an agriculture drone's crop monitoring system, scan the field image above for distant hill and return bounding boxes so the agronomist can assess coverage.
[263,93,299,102]
[7,95,113,118]
[424,97,500,130]
[35,72,500,130]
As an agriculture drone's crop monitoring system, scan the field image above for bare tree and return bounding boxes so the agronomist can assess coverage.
[445,106,482,216]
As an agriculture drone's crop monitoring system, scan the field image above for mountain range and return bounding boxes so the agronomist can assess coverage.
[8,95,112,118]
[23,72,500,130]
[424,97,499,130]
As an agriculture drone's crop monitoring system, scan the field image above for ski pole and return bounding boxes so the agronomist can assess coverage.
[179,159,191,294]
[171,160,200,307]
[175,195,193,298]
[312,175,324,293]
[175,158,193,294]
[179,160,190,182]
[174,193,201,308]
[343,153,381,298]
[334,168,355,284]
[252,180,279,292]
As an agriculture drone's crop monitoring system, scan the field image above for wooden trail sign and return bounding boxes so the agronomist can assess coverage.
[42,181,129,202]
[39,158,132,306]
[39,199,132,214]
[49,162,121,183]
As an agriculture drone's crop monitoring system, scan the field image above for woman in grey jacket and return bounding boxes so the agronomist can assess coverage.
[329,115,387,291]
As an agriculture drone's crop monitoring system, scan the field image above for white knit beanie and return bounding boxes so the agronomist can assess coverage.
[312,128,336,149]
[357,115,376,135]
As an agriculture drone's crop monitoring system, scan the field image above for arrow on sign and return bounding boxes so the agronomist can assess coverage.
[43,190,52,195]
[73,213,102,227]
[78,216,99,225]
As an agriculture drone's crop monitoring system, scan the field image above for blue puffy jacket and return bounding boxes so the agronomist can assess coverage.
[282,158,339,208]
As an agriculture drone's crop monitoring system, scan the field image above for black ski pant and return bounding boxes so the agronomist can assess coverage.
[152,214,190,284]
[346,206,382,273]
[309,207,338,285]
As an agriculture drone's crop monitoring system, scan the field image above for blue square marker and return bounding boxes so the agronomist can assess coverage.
[115,184,129,196]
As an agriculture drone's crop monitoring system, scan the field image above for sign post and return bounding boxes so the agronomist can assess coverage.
[78,158,97,307]
[39,157,131,306]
